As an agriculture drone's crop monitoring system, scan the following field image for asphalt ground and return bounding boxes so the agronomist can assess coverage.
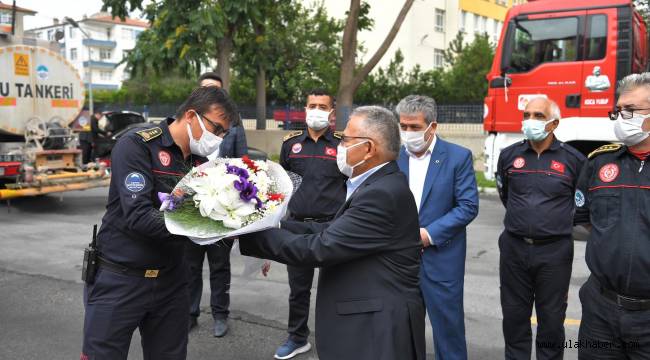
[0,188,589,359]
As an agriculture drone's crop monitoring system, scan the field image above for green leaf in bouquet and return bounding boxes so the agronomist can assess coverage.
[164,200,230,235]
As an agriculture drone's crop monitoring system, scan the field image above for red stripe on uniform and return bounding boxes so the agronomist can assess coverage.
[288,155,336,160]
[153,169,184,176]
[589,185,650,191]
[508,169,571,179]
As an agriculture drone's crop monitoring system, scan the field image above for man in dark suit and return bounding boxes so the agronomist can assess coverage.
[239,105,426,360]
[396,95,479,360]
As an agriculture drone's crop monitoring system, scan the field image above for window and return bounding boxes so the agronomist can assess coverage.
[100,71,112,81]
[474,14,480,34]
[70,48,77,61]
[47,29,54,41]
[585,15,607,61]
[434,49,444,69]
[122,50,130,60]
[435,9,445,33]
[493,20,499,42]
[507,17,579,73]
[497,0,507,5]
[480,16,487,34]
[0,11,12,25]
[106,28,112,40]
[459,11,466,32]
[122,28,133,40]
[99,49,112,61]
[69,27,75,38]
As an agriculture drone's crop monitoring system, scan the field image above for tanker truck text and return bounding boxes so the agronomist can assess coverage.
[0,82,75,99]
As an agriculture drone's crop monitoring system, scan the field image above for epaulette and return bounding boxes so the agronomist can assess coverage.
[283,130,303,142]
[333,131,343,139]
[588,143,622,159]
[135,127,163,142]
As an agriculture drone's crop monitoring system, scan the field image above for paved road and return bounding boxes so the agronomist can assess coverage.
[0,188,588,359]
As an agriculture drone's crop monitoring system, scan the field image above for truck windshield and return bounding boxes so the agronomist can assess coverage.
[507,17,579,73]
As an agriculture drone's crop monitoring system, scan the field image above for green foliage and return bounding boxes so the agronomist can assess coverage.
[356,32,494,105]
[86,76,196,105]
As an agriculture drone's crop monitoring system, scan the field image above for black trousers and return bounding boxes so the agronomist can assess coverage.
[80,140,92,164]
[578,276,650,359]
[82,266,189,360]
[287,264,315,342]
[185,239,233,321]
[499,231,573,360]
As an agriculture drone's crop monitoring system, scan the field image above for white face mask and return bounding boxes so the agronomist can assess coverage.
[522,119,554,141]
[400,123,433,153]
[336,140,368,177]
[305,109,331,130]
[613,114,650,146]
[186,111,223,157]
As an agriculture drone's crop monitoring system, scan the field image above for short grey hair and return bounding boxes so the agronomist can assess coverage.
[618,72,650,96]
[395,95,438,124]
[351,105,401,159]
[526,96,562,120]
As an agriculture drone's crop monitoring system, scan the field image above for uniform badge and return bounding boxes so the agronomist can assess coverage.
[124,172,146,193]
[598,163,619,183]
[158,150,171,167]
[550,160,565,173]
[325,146,337,156]
[513,157,526,169]
[574,190,585,207]
[292,143,302,154]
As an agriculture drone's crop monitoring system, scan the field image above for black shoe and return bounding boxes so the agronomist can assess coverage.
[213,319,228,337]
[189,316,198,332]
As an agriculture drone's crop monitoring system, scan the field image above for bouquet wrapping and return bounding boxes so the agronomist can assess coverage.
[161,156,296,245]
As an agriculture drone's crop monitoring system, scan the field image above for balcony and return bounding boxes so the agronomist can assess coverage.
[82,38,117,48]
[82,60,118,69]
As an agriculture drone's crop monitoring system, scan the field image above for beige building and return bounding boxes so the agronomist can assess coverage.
[320,0,526,71]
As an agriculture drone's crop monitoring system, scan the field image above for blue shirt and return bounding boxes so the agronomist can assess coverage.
[346,162,389,200]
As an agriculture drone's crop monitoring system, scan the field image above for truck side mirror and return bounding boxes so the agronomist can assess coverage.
[500,20,516,76]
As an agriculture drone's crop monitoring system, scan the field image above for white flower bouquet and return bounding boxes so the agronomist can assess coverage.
[161,155,296,245]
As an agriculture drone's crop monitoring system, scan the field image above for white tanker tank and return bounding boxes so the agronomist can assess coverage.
[0,44,110,199]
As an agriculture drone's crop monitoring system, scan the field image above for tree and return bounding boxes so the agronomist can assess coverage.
[442,33,494,103]
[336,0,415,129]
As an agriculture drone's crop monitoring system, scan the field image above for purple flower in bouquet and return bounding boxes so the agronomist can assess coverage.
[234,177,263,209]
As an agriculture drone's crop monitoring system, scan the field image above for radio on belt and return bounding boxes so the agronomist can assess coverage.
[81,224,99,284]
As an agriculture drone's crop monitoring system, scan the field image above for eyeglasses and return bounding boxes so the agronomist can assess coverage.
[608,107,650,120]
[198,113,228,137]
[339,135,373,145]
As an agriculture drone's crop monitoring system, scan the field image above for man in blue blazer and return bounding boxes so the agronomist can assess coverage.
[396,95,479,360]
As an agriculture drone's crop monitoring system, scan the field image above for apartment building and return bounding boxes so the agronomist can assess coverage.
[25,12,148,90]
[320,0,526,71]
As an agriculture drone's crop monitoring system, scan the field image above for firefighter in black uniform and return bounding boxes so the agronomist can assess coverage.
[81,87,238,360]
[496,97,586,360]
[272,89,347,359]
[574,73,650,360]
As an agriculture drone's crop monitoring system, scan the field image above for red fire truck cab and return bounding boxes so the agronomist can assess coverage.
[483,0,648,179]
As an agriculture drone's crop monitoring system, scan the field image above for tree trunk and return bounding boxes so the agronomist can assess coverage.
[216,33,234,91]
[255,64,266,130]
[336,0,415,130]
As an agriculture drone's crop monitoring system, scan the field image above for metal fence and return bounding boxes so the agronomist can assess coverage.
[95,103,484,126]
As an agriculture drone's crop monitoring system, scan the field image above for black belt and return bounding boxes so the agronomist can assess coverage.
[600,287,650,311]
[508,231,567,245]
[98,256,164,278]
[294,215,334,223]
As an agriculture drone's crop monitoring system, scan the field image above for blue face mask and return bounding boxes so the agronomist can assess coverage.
[522,119,554,141]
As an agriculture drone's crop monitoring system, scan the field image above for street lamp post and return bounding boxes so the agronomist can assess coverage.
[64,17,93,115]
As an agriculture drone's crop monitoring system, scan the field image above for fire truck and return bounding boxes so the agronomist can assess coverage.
[483,0,648,179]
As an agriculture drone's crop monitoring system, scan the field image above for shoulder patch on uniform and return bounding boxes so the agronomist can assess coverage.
[135,127,163,142]
[283,130,303,142]
[588,144,622,159]
[333,131,343,140]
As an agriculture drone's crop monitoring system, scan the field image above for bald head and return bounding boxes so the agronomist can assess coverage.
[524,97,561,121]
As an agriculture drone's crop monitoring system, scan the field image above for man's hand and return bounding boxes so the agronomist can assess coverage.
[261,261,271,277]
[420,228,431,248]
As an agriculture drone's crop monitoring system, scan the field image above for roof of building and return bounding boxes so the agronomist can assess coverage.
[0,1,37,15]
[24,12,149,32]
[86,14,149,28]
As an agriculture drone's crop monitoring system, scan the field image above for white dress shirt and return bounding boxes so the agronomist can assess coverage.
[345,162,389,200]
[406,135,437,245]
